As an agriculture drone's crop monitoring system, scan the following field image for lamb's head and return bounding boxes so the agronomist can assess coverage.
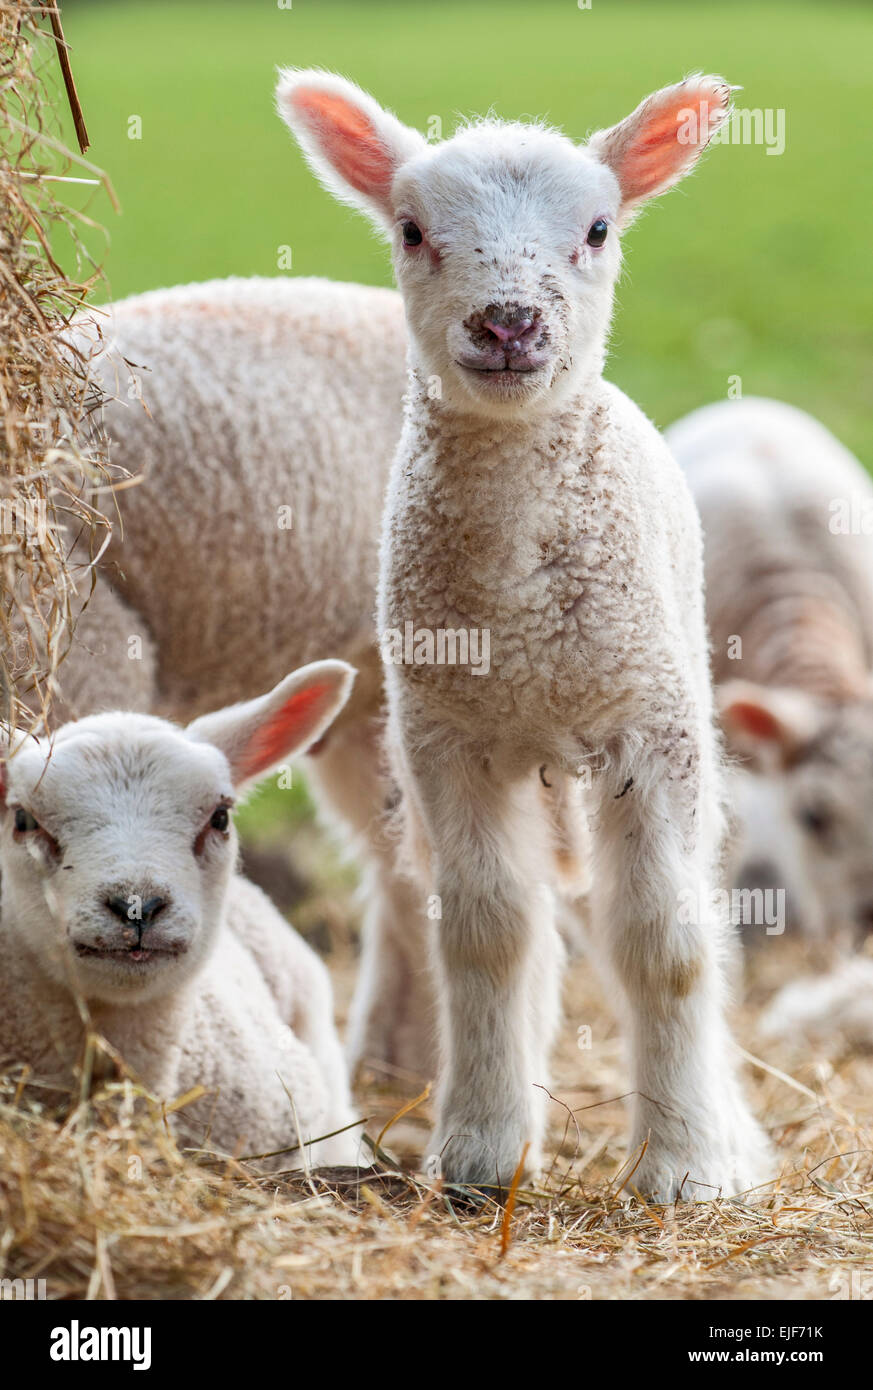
[277,70,731,419]
[721,681,873,947]
[0,661,353,1004]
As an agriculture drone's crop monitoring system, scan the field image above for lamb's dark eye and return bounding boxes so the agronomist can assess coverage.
[799,805,831,839]
[210,806,229,833]
[586,218,608,248]
[14,808,39,833]
[401,220,423,247]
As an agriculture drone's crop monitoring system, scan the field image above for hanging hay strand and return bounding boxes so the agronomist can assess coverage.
[0,1,114,735]
[46,2,89,155]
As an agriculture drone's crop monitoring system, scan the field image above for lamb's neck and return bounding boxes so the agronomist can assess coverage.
[91,987,190,1089]
[0,917,192,1094]
[400,376,602,490]
[736,580,870,701]
[0,927,83,1077]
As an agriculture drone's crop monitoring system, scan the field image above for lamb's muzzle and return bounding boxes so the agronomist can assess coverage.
[104,892,169,925]
[460,304,546,372]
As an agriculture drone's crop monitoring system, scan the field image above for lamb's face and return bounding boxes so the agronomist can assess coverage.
[278,70,732,419]
[0,716,236,1004]
[390,126,621,417]
[729,700,873,947]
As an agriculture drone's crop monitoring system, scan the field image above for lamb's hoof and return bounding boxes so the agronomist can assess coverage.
[430,1126,536,1195]
[629,1133,773,1204]
[442,1182,507,1213]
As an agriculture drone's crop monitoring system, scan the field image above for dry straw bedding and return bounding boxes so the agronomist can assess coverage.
[1,943,871,1302]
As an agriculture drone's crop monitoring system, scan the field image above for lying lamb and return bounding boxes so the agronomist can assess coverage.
[667,397,873,949]
[279,70,770,1197]
[0,660,359,1169]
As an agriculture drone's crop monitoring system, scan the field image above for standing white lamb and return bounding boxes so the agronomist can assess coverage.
[278,70,770,1197]
[0,660,359,1170]
[666,397,873,947]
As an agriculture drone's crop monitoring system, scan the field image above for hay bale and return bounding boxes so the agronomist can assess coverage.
[0,1,113,733]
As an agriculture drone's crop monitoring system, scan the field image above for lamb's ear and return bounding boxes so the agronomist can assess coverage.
[276,69,426,230]
[0,726,29,811]
[186,661,355,790]
[718,681,822,769]
[587,74,733,223]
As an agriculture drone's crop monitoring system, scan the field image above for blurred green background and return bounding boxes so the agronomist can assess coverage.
[58,0,873,458]
[46,0,873,854]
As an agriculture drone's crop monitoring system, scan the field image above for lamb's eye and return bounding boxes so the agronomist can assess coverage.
[210,806,229,833]
[401,220,423,247]
[586,219,608,248]
[798,805,831,839]
[14,808,39,833]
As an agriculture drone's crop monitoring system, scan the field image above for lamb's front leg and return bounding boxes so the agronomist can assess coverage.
[591,737,771,1202]
[400,736,560,1189]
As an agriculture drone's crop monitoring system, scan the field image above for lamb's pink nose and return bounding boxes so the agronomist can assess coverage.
[483,315,535,347]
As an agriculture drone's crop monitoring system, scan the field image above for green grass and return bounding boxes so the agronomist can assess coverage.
[233,774,315,841]
[57,0,873,461]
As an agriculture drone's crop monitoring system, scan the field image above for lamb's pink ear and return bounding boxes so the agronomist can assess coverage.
[276,69,426,229]
[186,661,355,790]
[587,75,733,222]
[718,682,822,769]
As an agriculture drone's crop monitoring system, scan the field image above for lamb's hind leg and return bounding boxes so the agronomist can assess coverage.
[591,734,770,1202]
[305,715,438,1080]
[400,735,561,1189]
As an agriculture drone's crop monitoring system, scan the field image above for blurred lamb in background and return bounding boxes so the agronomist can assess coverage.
[60,278,440,1077]
[760,955,873,1051]
[667,397,873,954]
